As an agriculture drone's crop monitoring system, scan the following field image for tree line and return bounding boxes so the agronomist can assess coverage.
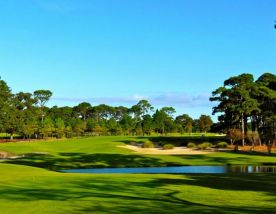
[0,78,213,139]
[210,72,276,151]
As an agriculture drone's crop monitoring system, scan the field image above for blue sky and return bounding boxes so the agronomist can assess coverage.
[0,0,275,119]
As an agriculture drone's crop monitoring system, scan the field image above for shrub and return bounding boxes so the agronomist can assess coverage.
[227,129,243,144]
[142,141,154,148]
[198,142,212,150]
[130,141,137,146]
[163,144,174,150]
[187,142,196,148]
[216,142,228,148]
[159,141,167,147]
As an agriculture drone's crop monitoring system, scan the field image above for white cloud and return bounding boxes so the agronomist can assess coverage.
[52,92,212,108]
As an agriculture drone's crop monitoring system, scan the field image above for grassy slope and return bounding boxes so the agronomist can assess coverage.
[0,136,275,170]
[0,136,276,213]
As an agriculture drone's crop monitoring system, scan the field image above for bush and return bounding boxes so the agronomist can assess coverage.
[216,142,228,148]
[159,141,167,147]
[163,144,174,150]
[198,142,212,150]
[130,141,137,146]
[142,141,154,148]
[187,142,196,148]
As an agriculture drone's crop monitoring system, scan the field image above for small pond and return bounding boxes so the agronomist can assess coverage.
[62,165,276,174]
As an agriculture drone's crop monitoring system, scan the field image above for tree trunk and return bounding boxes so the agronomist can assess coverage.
[41,110,44,122]
[251,134,255,151]
[234,141,239,152]
[256,115,262,146]
[241,113,245,147]
[251,116,256,132]
[259,138,262,146]
[267,140,272,154]
[244,116,248,141]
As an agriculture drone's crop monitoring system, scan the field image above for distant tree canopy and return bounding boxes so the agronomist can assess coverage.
[0,78,213,139]
[1,72,275,145]
[210,72,276,149]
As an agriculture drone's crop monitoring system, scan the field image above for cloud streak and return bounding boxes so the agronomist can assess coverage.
[52,92,213,108]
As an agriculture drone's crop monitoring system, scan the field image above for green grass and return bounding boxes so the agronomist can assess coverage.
[0,136,275,170]
[0,163,275,213]
[0,136,275,213]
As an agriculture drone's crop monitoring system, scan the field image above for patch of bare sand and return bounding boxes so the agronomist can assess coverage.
[0,151,13,158]
[118,145,214,155]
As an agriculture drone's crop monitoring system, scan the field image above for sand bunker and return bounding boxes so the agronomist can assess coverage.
[119,145,214,155]
[0,151,15,159]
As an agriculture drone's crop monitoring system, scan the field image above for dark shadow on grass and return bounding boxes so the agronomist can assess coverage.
[225,150,276,157]
[5,149,276,172]
[0,184,224,213]
[0,173,276,213]
[141,174,276,195]
[171,154,251,165]
[4,153,183,171]
[169,151,276,166]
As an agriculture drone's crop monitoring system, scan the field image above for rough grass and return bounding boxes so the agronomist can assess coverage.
[0,136,276,213]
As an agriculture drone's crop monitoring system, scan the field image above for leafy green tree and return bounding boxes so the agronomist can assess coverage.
[73,119,86,136]
[18,109,39,139]
[130,100,154,122]
[135,122,143,136]
[55,118,65,138]
[40,117,55,139]
[153,107,176,135]
[175,114,193,133]
[14,92,38,139]
[48,106,73,126]
[21,122,38,139]
[14,92,36,110]
[93,104,114,121]
[120,114,135,135]
[5,106,20,140]
[93,123,107,136]
[255,73,276,151]
[152,109,166,134]
[129,100,154,135]
[34,90,53,122]
[210,74,259,146]
[0,79,13,134]
[192,119,200,133]
[227,129,243,151]
[199,115,213,133]
[65,125,73,138]
[113,106,129,121]
[142,114,153,135]
[74,102,92,121]
[246,131,260,150]
[107,118,120,135]
[86,118,97,133]
[161,107,176,118]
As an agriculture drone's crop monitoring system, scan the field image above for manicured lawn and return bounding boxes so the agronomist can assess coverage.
[0,163,275,213]
[0,136,275,170]
[0,136,276,213]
